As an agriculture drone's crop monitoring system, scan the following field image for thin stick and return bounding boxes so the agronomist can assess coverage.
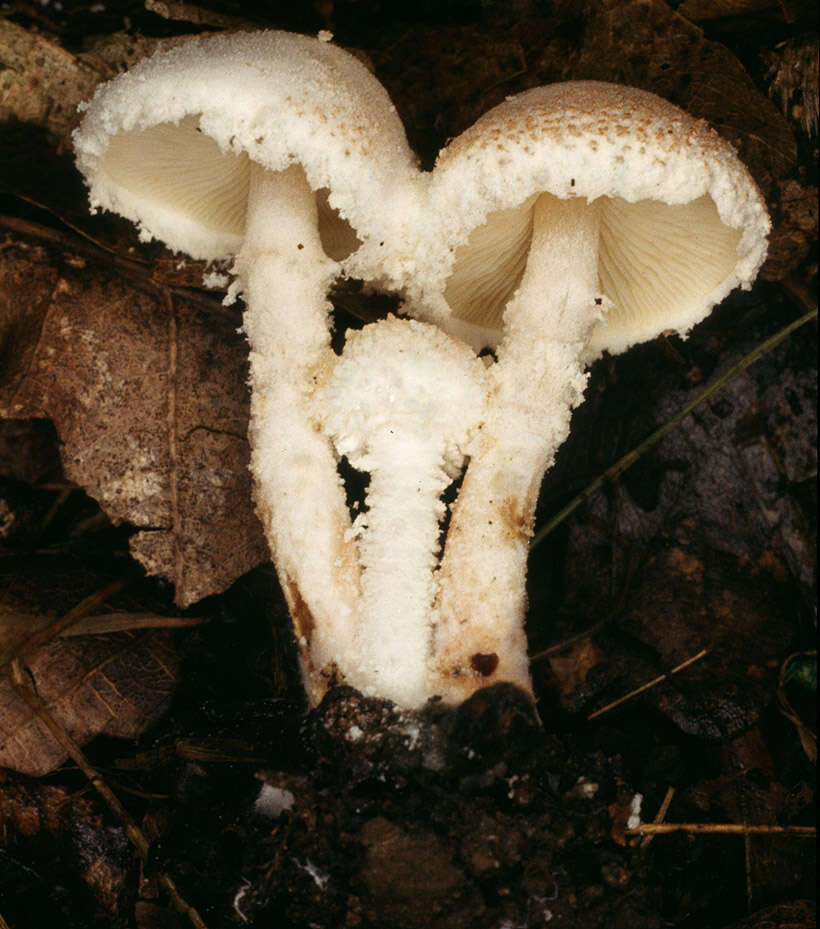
[9,661,209,929]
[532,304,818,549]
[641,786,676,849]
[628,823,815,837]
[0,213,231,314]
[587,648,709,720]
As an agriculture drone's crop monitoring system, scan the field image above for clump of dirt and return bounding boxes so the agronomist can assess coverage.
[165,685,658,929]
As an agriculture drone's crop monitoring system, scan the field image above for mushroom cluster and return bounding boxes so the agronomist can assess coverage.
[74,31,770,709]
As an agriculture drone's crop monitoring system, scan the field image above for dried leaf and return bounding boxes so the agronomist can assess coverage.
[0,610,204,666]
[0,20,190,146]
[376,0,796,200]
[143,0,251,28]
[767,34,819,137]
[0,615,178,776]
[0,240,268,606]
[0,20,99,143]
[542,324,816,731]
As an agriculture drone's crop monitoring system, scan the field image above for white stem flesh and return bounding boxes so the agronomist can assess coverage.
[432,195,603,701]
[237,163,361,705]
[354,438,453,706]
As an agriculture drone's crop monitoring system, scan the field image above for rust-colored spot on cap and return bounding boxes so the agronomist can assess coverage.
[470,652,499,677]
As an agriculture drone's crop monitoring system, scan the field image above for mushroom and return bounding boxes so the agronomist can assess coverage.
[73,30,422,705]
[75,45,771,713]
[406,81,770,701]
[320,315,487,707]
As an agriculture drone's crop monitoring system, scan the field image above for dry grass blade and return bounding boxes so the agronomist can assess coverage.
[628,822,816,837]
[0,573,136,678]
[587,648,709,720]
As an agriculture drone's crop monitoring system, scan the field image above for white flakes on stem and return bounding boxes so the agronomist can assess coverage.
[432,196,604,700]
[236,163,361,703]
[322,317,487,706]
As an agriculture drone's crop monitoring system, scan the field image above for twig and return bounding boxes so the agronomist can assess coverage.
[531,303,818,549]
[0,212,232,314]
[0,212,147,273]
[628,823,816,837]
[587,648,709,720]
[641,786,676,849]
[9,660,209,929]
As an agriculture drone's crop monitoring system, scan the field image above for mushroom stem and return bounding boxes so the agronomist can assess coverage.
[353,435,454,703]
[322,317,486,706]
[236,162,361,703]
[433,195,603,700]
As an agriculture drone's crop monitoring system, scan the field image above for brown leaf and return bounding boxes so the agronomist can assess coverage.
[0,20,99,143]
[763,177,820,281]
[376,0,796,200]
[0,20,191,146]
[0,239,268,606]
[0,614,178,776]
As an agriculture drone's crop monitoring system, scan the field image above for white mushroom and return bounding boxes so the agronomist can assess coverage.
[73,30,421,704]
[407,81,770,701]
[320,316,487,707]
[75,47,772,714]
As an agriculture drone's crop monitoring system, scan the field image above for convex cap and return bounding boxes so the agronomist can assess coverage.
[417,81,770,356]
[73,30,419,278]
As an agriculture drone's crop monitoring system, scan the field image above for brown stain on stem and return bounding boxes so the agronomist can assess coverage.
[470,652,499,677]
[283,579,315,646]
[499,493,535,544]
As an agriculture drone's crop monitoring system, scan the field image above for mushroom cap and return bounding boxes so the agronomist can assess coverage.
[73,30,418,269]
[323,315,487,478]
[416,81,770,356]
